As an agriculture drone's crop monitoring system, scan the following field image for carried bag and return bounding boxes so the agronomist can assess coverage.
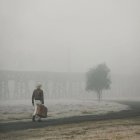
[36,104,48,118]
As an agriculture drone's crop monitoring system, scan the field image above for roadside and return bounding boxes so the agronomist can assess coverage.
[1,100,140,132]
[0,117,140,140]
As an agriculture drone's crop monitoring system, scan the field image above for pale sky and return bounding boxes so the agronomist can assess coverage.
[0,0,140,74]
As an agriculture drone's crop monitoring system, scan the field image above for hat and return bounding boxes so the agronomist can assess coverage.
[36,82,42,88]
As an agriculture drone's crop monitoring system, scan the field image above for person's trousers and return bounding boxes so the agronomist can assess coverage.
[33,100,42,120]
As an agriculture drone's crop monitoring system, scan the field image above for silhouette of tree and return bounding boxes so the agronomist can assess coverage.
[86,63,111,102]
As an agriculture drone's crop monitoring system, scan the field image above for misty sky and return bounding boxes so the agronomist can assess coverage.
[0,0,140,74]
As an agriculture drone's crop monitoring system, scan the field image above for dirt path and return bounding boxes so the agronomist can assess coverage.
[0,101,140,133]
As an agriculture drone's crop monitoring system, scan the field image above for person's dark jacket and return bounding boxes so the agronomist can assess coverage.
[32,89,44,105]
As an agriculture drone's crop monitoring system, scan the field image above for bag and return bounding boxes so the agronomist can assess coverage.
[36,104,48,118]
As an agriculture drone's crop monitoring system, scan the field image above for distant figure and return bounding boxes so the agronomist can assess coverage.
[32,83,44,122]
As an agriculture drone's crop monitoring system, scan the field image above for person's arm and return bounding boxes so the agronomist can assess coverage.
[32,90,35,106]
[41,90,44,104]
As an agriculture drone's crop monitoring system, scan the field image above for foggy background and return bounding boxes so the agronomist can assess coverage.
[0,0,140,100]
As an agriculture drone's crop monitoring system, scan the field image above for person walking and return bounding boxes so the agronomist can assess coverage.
[32,83,44,122]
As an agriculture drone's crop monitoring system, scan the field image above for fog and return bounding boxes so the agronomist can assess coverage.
[0,0,140,74]
[0,0,140,100]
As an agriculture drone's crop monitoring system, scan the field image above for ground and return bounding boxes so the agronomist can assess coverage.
[0,100,140,140]
[0,117,140,140]
[0,99,129,122]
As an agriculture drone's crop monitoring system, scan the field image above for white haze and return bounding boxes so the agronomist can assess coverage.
[0,0,140,75]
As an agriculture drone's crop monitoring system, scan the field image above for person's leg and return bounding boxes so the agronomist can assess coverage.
[37,101,42,122]
[32,101,37,122]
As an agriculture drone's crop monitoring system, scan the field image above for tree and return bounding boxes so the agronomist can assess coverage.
[86,63,111,102]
